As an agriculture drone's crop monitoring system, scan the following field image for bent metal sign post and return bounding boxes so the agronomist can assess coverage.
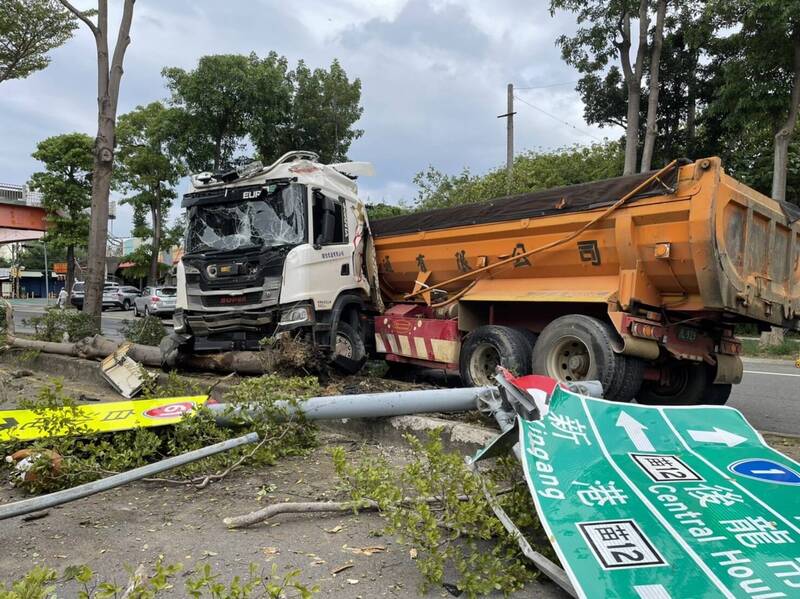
[520,384,800,599]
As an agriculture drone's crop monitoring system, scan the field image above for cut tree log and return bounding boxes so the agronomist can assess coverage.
[1,300,269,375]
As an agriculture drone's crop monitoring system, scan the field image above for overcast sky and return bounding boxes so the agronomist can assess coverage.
[0,0,621,237]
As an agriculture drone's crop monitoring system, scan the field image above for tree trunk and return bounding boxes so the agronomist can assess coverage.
[640,0,667,172]
[66,244,75,300]
[617,1,649,176]
[149,199,160,286]
[58,0,135,326]
[624,87,641,175]
[772,30,800,204]
[213,136,222,171]
[685,57,698,158]
[84,133,113,321]
[760,327,786,348]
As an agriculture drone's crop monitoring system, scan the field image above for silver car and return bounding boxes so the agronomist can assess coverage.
[133,286,177,317]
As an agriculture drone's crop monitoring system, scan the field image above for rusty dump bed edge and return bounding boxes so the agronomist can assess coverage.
[371,160,800,238]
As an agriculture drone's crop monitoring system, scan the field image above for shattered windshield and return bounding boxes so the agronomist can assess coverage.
[186,184,307,253]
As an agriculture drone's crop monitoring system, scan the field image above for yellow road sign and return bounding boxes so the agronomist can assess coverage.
[0,396,210,442]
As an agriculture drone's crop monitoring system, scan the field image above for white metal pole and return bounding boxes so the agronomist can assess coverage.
[43,241,49,303]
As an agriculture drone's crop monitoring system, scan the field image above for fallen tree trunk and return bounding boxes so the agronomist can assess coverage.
[2,300,268,375]
[9,334,268,374]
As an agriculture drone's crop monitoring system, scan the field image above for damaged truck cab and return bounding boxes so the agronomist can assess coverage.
[165,151,376,370]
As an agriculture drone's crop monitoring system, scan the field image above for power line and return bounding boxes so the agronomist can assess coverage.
[514,80,579,90]
[512,93,604,142]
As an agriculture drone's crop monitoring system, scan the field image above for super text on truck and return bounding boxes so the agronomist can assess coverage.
[163,151,800,405]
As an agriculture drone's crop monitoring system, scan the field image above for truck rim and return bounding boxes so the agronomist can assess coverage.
[546,335,591,382]
[335,333,354,359]
[467,342,500,385]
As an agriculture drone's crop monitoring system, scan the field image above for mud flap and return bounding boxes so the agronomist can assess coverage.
[714,353,743,384]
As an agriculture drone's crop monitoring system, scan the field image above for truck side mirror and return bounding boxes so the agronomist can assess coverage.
[313,193,336,248]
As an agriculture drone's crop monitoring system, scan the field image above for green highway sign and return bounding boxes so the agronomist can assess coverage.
[519,384,800,599]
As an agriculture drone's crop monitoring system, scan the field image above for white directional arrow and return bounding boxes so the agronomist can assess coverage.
[687,427,747,447]
[616,411,655,452]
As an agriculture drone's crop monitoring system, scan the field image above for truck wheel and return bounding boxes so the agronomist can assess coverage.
[516,329,539,353]
[532,315,642,402]
[637,363,709,405]
[706,384,733,405]
[459,325,531,387]
[332,321,367,374]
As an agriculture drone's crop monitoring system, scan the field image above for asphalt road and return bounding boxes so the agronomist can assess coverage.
[10,301,173,341]
[729,358,800,436]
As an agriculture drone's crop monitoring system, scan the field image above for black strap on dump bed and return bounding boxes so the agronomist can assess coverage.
[371,165,683,238]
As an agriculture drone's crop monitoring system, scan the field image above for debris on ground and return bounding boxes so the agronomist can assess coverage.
[99,342,145,398]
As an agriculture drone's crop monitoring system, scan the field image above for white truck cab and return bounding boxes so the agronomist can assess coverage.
[165,151,379,371]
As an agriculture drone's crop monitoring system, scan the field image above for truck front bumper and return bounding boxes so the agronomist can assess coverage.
[181,309,277,352]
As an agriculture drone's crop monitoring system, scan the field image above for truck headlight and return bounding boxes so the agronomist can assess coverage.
[280,306,313,326]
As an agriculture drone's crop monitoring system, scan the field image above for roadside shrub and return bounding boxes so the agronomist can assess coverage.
[0,374,320,493]
[741,338,800,358]
[139,370,205,399]
[332,430,544,597]
[121,315,167,346]
[25,308,99,342]
[0,560,318,598]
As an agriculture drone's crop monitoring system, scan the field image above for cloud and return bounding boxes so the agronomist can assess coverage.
[0,0,621,237]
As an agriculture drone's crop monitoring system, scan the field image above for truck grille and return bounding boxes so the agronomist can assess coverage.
[201,292,262,308]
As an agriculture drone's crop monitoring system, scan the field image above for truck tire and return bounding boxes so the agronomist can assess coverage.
[332,321,367,374]
[637,362,709,405]
[706,383,733,405]
[532,315,643,402]
[459,325,531,387]
[516,329,539,353]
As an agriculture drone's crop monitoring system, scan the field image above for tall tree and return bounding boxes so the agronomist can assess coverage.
[116,102,185,285]
[561,2,717,170]
[247,51,293,163]
[57,0,136,323]
[711,0,800,203]
[552,0,651,175]
[164,53,364,170]
[162,54,255,172]
[283,59,364,163]
[0,0,80,84]
[414,142,625,210]
[28,132,93,297]
[640,0,667,171]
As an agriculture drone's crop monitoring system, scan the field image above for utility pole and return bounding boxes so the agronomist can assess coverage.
[42,241,49,302]
[497,83,516,192]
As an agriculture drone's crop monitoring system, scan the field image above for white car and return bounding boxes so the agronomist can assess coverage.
[133,286,177,317]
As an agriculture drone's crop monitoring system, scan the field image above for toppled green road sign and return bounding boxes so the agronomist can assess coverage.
[520,384,800,599]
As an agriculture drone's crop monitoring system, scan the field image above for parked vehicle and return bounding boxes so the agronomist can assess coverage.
[100,283,121,311]
[164,153,800,405]
[109,286,141,310]
[74,281,131,310]
[69,281,85,308]
[134,286,177,317]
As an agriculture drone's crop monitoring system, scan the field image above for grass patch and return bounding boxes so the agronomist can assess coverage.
[740,338,800,359]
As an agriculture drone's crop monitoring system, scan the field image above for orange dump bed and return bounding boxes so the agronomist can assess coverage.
[371,158,800,329]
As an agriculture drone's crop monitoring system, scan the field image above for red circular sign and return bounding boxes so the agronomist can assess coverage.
[143,402,196,419]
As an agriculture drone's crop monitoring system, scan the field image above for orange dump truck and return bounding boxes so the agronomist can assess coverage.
[369,157,800,404]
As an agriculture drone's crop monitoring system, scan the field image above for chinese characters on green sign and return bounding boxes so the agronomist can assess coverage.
[519,384,800,599]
